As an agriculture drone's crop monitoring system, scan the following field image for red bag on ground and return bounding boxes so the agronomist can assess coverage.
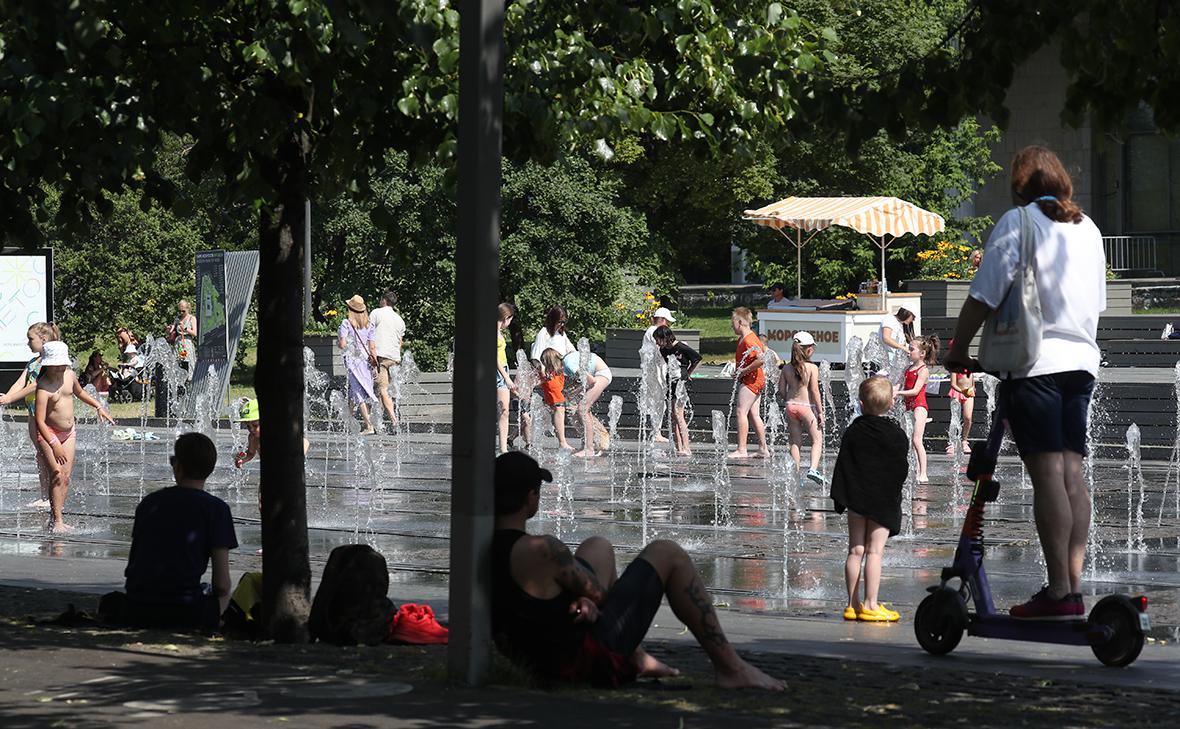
[386,603,449,645]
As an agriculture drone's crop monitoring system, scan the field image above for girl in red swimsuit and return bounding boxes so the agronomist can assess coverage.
[895,335,939,483]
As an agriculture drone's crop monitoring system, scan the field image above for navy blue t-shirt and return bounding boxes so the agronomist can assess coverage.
[124,486,238,604]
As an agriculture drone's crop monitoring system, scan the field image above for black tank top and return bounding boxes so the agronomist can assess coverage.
[491,529,585,672]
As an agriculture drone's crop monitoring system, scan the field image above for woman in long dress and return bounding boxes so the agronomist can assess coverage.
[338,295,377,435]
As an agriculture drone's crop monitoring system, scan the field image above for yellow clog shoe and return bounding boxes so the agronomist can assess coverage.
[856,606,891,622]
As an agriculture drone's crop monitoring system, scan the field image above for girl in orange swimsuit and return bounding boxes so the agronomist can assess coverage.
[894,335,939,484]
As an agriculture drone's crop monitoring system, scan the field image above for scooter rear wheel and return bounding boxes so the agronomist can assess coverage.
[1089,595,1145,667]
[915,589,967,655]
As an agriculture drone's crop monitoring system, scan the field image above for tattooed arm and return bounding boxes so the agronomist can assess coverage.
[542,536,606,604]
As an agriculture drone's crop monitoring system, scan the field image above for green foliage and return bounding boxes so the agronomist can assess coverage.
[47,187,206,355]
[0,1,840,240]
[311,152,656,369]
[833,1,1180,142]
[32,136,256,358]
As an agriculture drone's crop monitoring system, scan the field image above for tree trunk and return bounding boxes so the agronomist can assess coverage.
[257,137,312,643]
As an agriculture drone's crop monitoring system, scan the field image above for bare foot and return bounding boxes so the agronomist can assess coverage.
[726,450,750,460]
[652,434,670,443]
[559,443,575,451]
[916,475,930,484]
[756,449,771,458]
[715,659,785,691]
[634,649,681,679]
[48,521,74,534]
[676,449,693,457]
[26,498,51,509]
[572,449,597,458]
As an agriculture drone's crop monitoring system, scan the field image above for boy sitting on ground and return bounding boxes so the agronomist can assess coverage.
[120,432,237,629]
[492,451,784,690]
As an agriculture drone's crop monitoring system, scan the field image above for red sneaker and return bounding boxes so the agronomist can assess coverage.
[387,603,449,645]
[1009,587,1084,621]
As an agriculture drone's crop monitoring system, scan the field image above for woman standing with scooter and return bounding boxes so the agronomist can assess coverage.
[945,145,1105,620]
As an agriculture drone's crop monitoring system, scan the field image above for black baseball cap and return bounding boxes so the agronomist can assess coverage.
[495,452,553,490]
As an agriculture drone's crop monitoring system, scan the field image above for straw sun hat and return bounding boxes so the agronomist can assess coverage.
[345,295,367,313]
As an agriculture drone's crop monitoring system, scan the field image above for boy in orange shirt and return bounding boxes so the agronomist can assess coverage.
[728,307,769,459]
[540,348,572,450]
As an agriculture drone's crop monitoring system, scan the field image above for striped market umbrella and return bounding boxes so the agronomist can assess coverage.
[742,196,946,312]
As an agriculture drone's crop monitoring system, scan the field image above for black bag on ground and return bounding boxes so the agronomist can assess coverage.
[309,544,394,646]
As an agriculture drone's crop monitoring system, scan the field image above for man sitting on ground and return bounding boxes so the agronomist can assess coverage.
[121,432,237,629]
[492,451,784,690]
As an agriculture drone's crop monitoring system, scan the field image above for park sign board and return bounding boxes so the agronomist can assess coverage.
[196,250,229,362]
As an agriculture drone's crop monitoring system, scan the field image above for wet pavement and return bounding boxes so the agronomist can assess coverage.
[1,412,1178,645]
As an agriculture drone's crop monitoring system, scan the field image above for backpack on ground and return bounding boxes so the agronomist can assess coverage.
[309,544,394,646]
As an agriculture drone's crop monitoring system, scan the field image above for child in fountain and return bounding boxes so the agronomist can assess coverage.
[539,348,572,450]
[895,335,939,484]
[778,331,825,484]
[830,376,908,622]
[728,307,769,459]
[653,326,701,456]
[945,339,975,455]
[560,350,612,458]
[0,322,61,509]
[496,303,532,454]
[233,397,309,468]
[32,341,115,532]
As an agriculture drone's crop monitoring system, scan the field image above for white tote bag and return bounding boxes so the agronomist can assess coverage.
[978,207,1043,377]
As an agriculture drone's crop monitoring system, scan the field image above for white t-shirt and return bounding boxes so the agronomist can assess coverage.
[530,327,575,362]
[369,306,406,362]
[766,297,793,310]
[969,204,1106,378]
[878,314,905,347]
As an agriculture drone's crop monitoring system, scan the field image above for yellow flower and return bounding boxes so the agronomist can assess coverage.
[327,309,338,316]
[835,294,847,300]
[959,245,971,252]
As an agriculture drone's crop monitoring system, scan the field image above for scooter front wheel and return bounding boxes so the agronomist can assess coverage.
[1089,595,1145,667]
[915,588,967,656]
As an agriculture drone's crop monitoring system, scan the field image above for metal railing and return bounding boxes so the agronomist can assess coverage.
[1103,235,1158,272]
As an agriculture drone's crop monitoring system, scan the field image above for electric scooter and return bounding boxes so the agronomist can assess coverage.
[914,395,1150,667]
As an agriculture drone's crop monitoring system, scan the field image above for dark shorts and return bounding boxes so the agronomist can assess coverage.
[1000,370,1094,457]
[578,557,664,656]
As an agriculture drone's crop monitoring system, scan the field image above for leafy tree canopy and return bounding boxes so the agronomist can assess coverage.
[312,152,658,370]
[0,0,837,241]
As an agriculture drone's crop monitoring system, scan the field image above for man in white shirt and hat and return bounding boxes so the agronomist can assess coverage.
[640,307,677,442]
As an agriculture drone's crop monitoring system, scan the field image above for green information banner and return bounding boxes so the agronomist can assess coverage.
[196,250,229,361]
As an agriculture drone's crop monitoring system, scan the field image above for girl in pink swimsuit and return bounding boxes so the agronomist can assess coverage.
[776,332,825,484]
[894,335,939,483]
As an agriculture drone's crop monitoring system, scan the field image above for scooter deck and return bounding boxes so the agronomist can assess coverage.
[968,614,1108,647]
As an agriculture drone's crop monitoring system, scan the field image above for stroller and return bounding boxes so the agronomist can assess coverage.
[109,367,147,402]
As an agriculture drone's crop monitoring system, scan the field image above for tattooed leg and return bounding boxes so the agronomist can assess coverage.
[638,540,785,691]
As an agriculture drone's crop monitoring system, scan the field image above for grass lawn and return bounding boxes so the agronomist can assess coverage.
[99,346,258,420]
[679,307,739,361]
[105,384,257,420]
[677,307,737,340]
[1135,307,1180,314]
